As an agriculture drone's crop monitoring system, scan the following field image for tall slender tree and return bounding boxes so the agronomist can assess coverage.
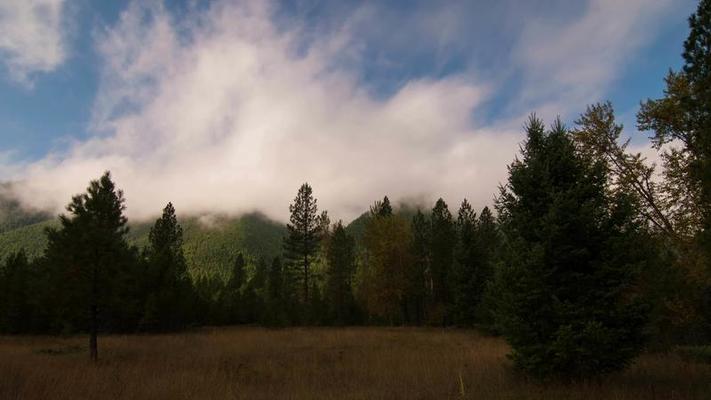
[142,203,195,330]
[408,210,430,324]
[325,221,357,324]
[451,199,479,325]
[284,183,324,304]
[429,198,455,324]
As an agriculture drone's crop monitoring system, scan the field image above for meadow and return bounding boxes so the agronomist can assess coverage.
[1,327,710,400]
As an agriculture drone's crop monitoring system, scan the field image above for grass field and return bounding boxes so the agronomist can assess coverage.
[1,327,710,400]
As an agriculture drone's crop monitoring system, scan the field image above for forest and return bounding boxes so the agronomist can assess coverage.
[0,0,710,389]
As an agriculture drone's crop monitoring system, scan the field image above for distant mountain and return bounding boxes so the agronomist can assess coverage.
[0,184,52,234]
[0,187,429,280]
[0,208,286,281]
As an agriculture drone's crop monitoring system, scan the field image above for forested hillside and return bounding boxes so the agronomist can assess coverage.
[0,209,285,281]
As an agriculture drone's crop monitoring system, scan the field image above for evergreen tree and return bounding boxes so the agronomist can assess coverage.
[222,252,246,324]
[243,257,268,323]
[496,116,649,380]
[142,203,195,331]
[450,199,479,325]
[283,183,324,304]
[265,256,288,325]
[0,250,31,333]
[370,196,393,217]
[429,198,455,324]
[408,210,430,325]
[325,221,357,324]
[44,172,138,361]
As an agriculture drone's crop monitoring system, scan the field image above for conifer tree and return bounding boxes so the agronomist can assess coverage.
[283,183,324,304]
[326,221,357,324]
[142,203,195,330]
[222,252,246,324]
[265,256,288,325]
[0,250,31,333]
[429,198,455,324]
[44,172,137,361]
[451,199,479,325]
[496,116,649,380]
[409,210,430,324]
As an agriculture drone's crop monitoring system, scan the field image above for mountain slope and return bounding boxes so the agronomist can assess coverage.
[0,213,286,280]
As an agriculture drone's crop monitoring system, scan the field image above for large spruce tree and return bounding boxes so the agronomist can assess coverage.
[44,172,138,361]
[496,117,649,380]
[283,183,324,304]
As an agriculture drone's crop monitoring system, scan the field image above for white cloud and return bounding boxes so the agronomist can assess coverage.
[0,0,68,84]
[513,0,679,118]
[6,0,682,222]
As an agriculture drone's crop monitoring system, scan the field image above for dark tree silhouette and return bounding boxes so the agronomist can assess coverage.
[283,183,324,304]
[496,116,649,380]
[44,172,135,362]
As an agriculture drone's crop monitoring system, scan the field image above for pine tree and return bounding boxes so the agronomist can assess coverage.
[370,196,393,217]
[450,199,479,325]
[222,252,246,324]
[142,203,195,331]
[325,221,357,324]
[44,172,138,361]
[265,256,287,325]
[408,210,430,325]
[429,198,455,324]
[496,116,649,380]
[283,183,324,304]
[0,250,31,333]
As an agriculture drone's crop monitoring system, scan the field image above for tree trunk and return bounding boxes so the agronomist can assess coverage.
[303,254,309,303]
[90,266,98,362]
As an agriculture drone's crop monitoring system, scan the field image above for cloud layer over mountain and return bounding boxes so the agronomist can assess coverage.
[4,0,678,222]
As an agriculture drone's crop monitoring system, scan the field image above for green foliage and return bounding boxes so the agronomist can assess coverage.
[357,210,413,324]
[495,116,650,380]
[283,183,325,305]
[325,221,358,325]
[0,213,285,281]
[0,250,32,333]
[429,198,455,324]
[0,185,51,234]
[141,203,197,331]
[450,201,500,326]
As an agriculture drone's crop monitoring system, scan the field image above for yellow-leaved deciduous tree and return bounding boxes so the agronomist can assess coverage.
[356,201,413,324]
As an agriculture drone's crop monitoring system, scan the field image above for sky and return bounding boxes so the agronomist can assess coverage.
[0,0,699,222]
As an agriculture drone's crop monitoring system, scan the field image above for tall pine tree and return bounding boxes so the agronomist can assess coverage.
[325,221,357,324]
[142,203,195,331]
[429,198,455,324]
[44,172,138,361]
[283,183,324,304]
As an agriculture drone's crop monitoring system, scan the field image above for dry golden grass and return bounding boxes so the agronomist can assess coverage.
[1,327,710,399]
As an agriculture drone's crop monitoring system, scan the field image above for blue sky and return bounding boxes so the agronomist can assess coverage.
[0,0,700,221]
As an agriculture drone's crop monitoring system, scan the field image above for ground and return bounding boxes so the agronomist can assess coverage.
[1,327,710,399]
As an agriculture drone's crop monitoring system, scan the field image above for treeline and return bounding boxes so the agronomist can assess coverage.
[1,0,710,380]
